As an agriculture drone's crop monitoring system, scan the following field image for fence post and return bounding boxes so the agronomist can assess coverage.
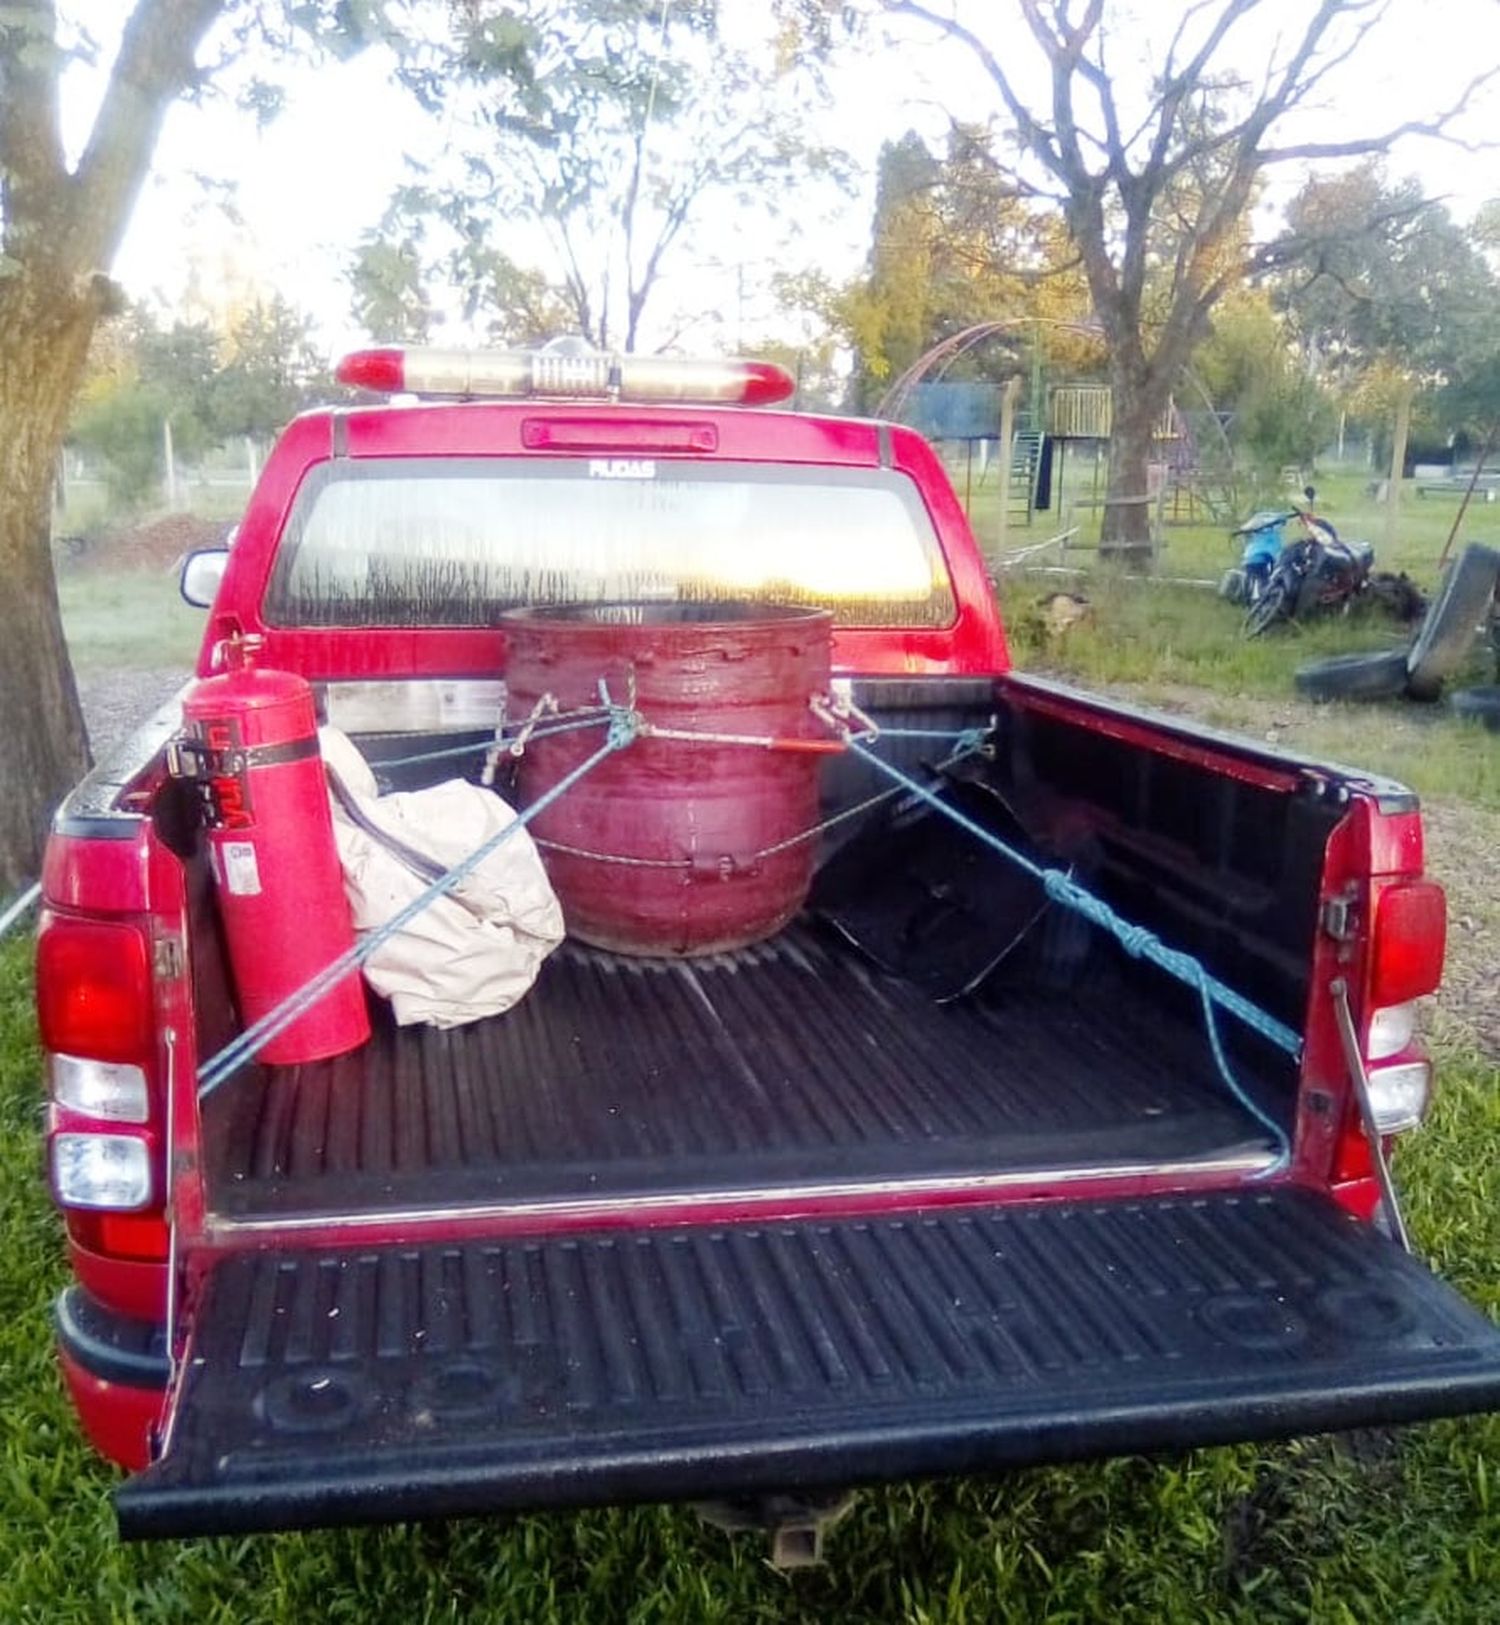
[163,417,177,509]
[994,376,1020,566]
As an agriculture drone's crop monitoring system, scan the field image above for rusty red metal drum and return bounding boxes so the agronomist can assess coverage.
[502,603,834,955]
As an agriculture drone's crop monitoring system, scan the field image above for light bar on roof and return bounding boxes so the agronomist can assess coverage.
[336,347,795,406]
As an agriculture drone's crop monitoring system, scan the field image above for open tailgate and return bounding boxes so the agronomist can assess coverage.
[117,1187,1500,1538]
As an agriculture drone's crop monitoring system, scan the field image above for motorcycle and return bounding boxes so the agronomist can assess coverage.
[1242,493,1369,637]
[1219,508,1292,607]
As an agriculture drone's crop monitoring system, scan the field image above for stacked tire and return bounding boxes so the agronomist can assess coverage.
[1293,649,1410,703]
[1449,686,1500,732]
[1404,545,1500,701]
[1294,544,1499,706]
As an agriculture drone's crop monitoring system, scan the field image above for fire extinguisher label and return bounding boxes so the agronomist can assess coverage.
[221,840,263,896]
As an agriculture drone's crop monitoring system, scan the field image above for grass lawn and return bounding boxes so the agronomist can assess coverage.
[6,467,1499,1619]
[57,569,204,676]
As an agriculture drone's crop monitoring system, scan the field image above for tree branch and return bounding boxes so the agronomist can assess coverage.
[889,1,1065,178]
[1018,0,1095,179]
[620,120,646,331]
[66,0,224,272]
[1143,0,1264,181]
[1162,0,1221,81]
[1274,0,1388,113]
[1147,0,1372,292]
[976,0,1121,318]
[628,144,725,349]
[1259,66,1499,161]
[1074,17,1124,185]
[0,0,67,256]
[1248,192,1435,279]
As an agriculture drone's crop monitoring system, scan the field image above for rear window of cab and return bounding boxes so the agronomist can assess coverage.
[264,457,957,630]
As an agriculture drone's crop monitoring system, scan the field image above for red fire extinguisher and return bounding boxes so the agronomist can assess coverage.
[175,665,370,1065]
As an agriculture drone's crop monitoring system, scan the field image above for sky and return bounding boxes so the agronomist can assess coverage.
[61,1,1500,360]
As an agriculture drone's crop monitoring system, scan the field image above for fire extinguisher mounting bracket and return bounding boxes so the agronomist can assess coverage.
[167,732,322,831]
[168,734,322,779]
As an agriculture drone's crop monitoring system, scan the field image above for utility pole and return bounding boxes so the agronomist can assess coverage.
[163,418,177,509]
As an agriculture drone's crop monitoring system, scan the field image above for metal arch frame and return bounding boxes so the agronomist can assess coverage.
[873,319,1238,483]
[874,318,1106,424]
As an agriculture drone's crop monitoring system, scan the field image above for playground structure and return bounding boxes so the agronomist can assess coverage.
[876,320,1240,567]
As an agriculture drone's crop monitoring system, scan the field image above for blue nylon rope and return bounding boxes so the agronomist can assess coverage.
[362,713,617,771]
[196,712,637,1096]
[372,739,490,768]
[840,734,1295,1174]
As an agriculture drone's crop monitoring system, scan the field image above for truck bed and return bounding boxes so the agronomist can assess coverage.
[205,922,1277,1222]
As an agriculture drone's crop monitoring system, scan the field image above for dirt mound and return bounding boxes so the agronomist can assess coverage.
[57,513,232,574]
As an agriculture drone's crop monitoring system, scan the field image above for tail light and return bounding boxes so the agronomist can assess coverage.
[52,1134,154,1210]
[1361,1062,1431,1136]
[50,1054,150,1122]
[37,916,152,1062]
[1358,879,1446,1142]
[336,345,796,407]
[1324,815,1446,1216]
[37,911,166,1241]
[1370,881,1446,1006]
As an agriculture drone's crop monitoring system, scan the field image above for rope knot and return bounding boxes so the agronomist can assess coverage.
[606,706,640,751]
[1115,922,1158,959]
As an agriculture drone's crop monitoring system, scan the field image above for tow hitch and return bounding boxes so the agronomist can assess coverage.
[694,1491,858,1569]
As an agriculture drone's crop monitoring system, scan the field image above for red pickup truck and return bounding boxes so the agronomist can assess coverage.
[39,347,1500,1549]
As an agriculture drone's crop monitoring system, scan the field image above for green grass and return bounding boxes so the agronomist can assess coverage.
[1000,571,1410,690]
[3,931,1500,1620]
[57,569,205,675]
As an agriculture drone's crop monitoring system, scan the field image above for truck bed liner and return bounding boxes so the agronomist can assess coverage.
[118,1187,1500,1537]
[207,925,1277,1219]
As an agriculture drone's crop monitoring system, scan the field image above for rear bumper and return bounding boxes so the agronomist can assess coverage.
[56,1288,168,1472]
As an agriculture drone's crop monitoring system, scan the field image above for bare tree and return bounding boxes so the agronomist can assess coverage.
[890,0,1495,563]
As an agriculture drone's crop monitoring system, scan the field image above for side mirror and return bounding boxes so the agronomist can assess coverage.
[1303,484,1317,503]
[180,546,230,608]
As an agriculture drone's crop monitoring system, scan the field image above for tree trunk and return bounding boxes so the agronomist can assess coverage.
[1101,363,1163,570]
[0,278,100,893]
